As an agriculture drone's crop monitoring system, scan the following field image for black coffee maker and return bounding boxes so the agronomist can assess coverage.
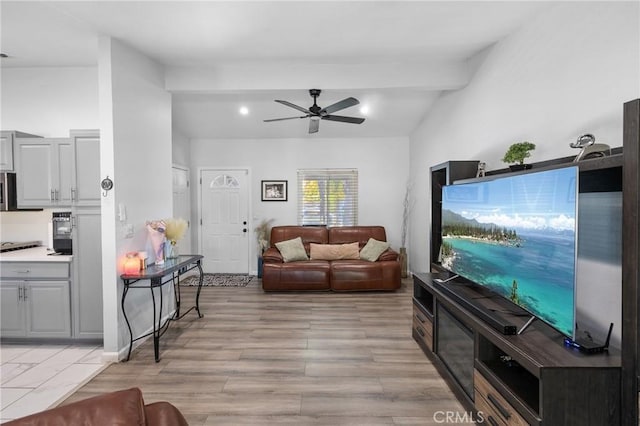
[52,212,73,255]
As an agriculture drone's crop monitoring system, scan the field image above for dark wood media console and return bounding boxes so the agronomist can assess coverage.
[413,272,621,425]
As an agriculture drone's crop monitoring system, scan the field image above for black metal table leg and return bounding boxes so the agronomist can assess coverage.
[122,284,134,361]
[195,260,204,318]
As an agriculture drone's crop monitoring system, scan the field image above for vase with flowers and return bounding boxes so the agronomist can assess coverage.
[164,218,188,259]
[254,218,274,277]
[146,220,166,265]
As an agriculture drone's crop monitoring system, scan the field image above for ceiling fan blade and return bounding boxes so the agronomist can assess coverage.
[320,97,360,115]
[309,118,320,134]
[322,115,365,124]
[275,100,310,114]
[264,115,308,122]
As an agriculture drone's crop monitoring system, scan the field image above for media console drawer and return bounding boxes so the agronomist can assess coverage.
[474,370,529,426]
[412,303,433,351]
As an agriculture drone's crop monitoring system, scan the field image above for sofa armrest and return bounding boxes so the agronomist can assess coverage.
[5,388,147,426]
[378,248,399,262]
[262,247,284,263]
[145,401,189,426]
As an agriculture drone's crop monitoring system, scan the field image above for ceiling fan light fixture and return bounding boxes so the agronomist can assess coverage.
[359,105,369,115]
[264,89,365,134]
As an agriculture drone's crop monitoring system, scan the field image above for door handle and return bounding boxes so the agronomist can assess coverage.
[243,228,247,233]
[243,221,247,225]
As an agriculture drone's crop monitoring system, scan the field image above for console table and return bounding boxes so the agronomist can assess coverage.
[120,254,204,362]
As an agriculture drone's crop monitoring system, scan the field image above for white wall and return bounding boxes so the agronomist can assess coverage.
[98,37,173,358]
[172,126,190,168]
[1,67,99,136]
[409,2,640,273]
[190,136,410,271]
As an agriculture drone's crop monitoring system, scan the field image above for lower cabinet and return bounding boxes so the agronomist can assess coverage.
[72,209,103,339]
[1,280,71,338]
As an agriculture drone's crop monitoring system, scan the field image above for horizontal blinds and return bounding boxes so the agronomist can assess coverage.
[297,169,358,226]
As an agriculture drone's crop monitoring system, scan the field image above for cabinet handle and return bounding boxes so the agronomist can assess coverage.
[18,286,22,301]
[487,393,511,419]
[416,326,425,337]
[416,313,427,323]
[55,189,59,201]
[16,270,30,274]
[22,285,28,300]
[51,189,55,201]
[486,415,499,426]
[71,187,77,201]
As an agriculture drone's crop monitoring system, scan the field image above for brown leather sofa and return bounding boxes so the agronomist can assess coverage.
[4,387,188,426]
[262,226,401,291]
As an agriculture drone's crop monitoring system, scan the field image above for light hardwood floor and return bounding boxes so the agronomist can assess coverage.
[63,279,466,425]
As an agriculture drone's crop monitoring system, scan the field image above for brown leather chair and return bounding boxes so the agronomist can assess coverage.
[4,387,188,426]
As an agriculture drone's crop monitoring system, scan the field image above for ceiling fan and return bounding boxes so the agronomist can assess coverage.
[264,89,365,134]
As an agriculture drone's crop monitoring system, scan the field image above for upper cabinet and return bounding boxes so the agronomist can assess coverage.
[71,130,101,206]
[0,131,42,171]
[14,130,100,208]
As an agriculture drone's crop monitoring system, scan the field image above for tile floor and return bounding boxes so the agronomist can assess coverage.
[0,343,107,423]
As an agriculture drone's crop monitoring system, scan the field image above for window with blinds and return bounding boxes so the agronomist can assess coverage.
[297,169,358,226]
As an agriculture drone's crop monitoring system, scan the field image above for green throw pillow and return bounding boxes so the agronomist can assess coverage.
[275,237,309,262]
[360,238,390,262]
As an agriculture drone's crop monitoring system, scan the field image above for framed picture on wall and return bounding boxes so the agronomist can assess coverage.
[262,180,288,201]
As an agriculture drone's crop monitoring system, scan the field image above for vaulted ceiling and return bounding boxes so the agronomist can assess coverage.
[1,1,549,139]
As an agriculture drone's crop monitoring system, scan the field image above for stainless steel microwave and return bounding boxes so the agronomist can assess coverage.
[0,172,18,211]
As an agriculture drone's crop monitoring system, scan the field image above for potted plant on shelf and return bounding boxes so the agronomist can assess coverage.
[502,141,536,171]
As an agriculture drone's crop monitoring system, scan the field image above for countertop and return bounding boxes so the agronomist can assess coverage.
[0,247,73,262]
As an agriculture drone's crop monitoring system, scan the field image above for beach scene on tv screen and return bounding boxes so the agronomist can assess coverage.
[441,167,578,337]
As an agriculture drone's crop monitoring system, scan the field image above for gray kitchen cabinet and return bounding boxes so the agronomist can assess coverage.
[72,208,103,339]
[1,282,24,335]
[0,278,71,338]
[26,281,72,337]
[14,137,74,207]
[0,131,41,171]
[71,130,100,206]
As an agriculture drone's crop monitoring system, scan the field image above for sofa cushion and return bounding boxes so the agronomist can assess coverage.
[275,237,309,262]
[360,238,390,262]
[329,226,387,247]
[310,242,360,260]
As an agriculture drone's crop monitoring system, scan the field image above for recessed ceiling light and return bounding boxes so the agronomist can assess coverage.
[360,105,369,115]
[239,106,249,116]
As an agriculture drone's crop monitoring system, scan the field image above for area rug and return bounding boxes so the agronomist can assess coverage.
[180,273,255,287]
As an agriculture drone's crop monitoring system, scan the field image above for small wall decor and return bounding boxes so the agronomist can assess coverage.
[261,180,287,201]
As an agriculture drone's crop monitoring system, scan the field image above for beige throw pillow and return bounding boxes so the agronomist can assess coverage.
[310,242,360,260]
[275,237,309,262]
[360,238,390,262]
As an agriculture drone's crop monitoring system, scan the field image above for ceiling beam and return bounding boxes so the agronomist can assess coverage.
[164,61,470,93]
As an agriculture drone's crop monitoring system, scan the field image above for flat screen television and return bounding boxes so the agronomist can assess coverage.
[440,166,578,339]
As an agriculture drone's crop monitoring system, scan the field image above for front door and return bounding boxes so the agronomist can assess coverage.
[200,169,249,273]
